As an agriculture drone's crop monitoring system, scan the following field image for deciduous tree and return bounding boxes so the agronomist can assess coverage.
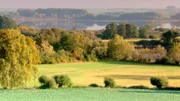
[161,30,179,45]
[107,34,135,60]
[102,22,117,39]
[0,29,40,89]
[168,43,180,64]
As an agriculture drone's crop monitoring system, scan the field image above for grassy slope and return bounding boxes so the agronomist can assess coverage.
[30,61,180,88]
[1,88,180,101]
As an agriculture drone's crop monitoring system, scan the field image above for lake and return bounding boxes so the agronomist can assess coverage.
[16,19,180,30]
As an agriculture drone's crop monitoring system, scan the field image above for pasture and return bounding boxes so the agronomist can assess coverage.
[29,61,180,88]
[1,88,180,101]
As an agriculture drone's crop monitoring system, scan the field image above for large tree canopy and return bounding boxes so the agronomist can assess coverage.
[161,30,179,45]
[168,43,180,64]
[0,29,40,89]
[102,22,139,39]
[107,34,135,60]
[102,22,118,39]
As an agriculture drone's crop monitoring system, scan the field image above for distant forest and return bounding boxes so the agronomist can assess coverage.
[3,8,178,20]
[171,13,180,20]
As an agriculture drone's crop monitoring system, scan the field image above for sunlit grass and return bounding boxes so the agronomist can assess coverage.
[27,61,180,88]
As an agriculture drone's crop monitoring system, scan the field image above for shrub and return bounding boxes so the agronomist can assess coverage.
[104,77,116,88]
[38,75,50,84]
[39,84,48,89]
[39,79,57,89]
[137,45,166,63]
[54,50,77,63]
[47,79,57,89]
[53,75,72,87]
[89,83,99,87]
[86,54,98,62]
[40,56,56,64]
[156,57,175,64]
[150,76,168,89]
[39,75,57,89]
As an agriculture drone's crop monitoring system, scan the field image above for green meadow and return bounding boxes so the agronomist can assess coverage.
[1,88,180,101]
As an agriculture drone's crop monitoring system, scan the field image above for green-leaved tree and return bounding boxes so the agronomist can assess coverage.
[161,30,179,45]
[102,22,117,39]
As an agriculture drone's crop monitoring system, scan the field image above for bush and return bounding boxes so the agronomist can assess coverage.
[39,84,48,89]
[47,79,57,89]
[86,54,98,62]
[104,77,116,88]
[39,75,57,89]
[156,57,175,65]
[40,56,56,64]
[89,83,99,87]
[137,45,167,63]
[150,76,168,89]
[38,75,50,84]
[53,75,72,87]
[39,79,57,89]
[54,50,77,63]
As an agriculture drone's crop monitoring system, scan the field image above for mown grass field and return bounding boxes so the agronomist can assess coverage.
[102,38,159,43]
[1,88,180,101]
[28,61,180,88]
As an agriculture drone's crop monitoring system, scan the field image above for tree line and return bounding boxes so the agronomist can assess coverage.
[4,8,180,21]
[17,8,89,19]
[101,22,164,39]
[78,12,163,20]
[0,16,180,89]
[5,9,166,21]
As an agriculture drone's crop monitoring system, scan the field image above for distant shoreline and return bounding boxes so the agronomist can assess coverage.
[13,17,180,22]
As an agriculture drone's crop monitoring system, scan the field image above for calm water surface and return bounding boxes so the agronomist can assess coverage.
[16,20,180,30]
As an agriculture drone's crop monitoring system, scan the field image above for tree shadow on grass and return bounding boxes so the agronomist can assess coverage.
[96,75,180,80]
[99,60,180,68]
[99,60,140,66]
[119,89,180,94]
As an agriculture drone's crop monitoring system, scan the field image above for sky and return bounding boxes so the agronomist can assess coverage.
[1,0,180,9]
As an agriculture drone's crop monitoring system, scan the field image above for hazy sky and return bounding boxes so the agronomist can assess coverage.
[1,0,180,9]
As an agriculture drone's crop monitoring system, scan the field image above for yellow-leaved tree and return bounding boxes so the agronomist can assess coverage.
[168,43,180,64]
[107,34,135,60]
[0,29,40,89]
